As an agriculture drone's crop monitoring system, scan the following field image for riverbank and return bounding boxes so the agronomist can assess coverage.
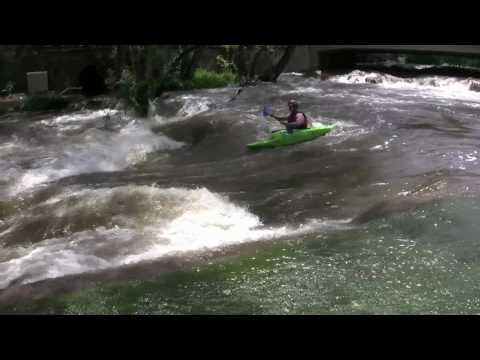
[0,93,123,118]
[0,94,25,114]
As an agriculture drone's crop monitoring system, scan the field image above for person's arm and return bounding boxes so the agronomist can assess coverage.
[270,114,288,122]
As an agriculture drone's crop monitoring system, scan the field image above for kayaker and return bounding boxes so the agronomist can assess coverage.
[270,100,310,133]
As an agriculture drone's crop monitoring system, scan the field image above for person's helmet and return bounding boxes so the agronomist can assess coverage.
[288,99,298,109]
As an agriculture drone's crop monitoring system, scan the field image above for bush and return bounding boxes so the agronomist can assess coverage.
[216,55,238,74]
[189,68,238,89]
[4,81,14,95]
[160,74,184,91]
[113,65,239,117]
[23,95,70,112]
[133,81,150,116]
[115,70,148,116]
[116,69,136,103]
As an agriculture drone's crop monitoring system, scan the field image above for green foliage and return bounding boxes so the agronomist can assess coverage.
[117,69,136,105]
[105,68,117,91]
[4,81,14,95]
[116,69,149,116]
[23,94,70,112]
[160,73,184,91]
[114,65,239,116]
[133,81,150,116]
[189,68,238,89]
[110,46,268,115]
[0,81,15,97]
[216,55,238,73]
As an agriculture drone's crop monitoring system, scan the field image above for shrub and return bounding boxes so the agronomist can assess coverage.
[113,65,239,117]
[116,70,162,117]
[189,68,238,89]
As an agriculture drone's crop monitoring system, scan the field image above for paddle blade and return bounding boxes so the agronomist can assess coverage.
[263,105,273,117]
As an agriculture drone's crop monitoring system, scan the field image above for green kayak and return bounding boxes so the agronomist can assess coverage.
[247,124,336,150]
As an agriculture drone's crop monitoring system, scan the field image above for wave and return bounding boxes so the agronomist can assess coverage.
[331,70,480,91]
[1,115,183,196]
[0,185,349,288]
[152,95,214,126]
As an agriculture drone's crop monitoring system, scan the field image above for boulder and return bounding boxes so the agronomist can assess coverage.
[365,75,383,84]
[469,81,480,92]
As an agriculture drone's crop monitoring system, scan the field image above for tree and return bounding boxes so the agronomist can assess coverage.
[259,45,296,82]
[231,45,297,84]
[109,45,298,116]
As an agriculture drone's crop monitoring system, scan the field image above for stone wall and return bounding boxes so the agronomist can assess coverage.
[0,46,113,93]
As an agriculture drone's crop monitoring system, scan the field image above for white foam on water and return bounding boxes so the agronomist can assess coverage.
[0,136,30,194]
[282,72,305,77]
[7,119,183,196]
[40,109,120,127]
[329,70,480,103]
[177,96,211,117]
[153,96,213,126]
[0,185,349,289]
[280,86,322,95]
[38,109,126,133]
[0,136,23,154]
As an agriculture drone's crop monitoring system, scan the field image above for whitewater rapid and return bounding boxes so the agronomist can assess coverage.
[2,70,480,291]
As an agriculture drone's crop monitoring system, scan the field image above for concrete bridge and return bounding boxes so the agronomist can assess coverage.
[286,45,480,72]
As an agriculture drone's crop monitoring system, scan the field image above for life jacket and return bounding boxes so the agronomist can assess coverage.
[288,112,308,129]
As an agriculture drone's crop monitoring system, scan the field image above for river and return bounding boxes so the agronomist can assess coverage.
[1,71,480,314]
